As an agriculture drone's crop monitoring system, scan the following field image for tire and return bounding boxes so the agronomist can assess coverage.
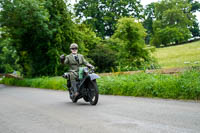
[72,97,78,103]
[88,80,99,105]
[83,96,90,102]
[69,89,78,103]
[69,90,73,99]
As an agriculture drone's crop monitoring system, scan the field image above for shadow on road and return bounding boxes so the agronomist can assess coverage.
[64,101,93,106]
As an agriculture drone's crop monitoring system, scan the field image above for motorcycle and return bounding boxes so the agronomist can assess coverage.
[63,67,100,105]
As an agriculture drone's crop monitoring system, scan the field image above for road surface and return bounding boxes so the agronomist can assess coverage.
[0,84,200,133]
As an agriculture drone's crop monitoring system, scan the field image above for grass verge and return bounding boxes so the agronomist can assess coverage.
[0,76,66,90]
[1,69,200,100]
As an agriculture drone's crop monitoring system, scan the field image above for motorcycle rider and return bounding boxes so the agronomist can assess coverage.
[60,43,94,98]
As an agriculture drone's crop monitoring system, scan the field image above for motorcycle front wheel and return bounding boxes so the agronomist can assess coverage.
[88,80,99,105]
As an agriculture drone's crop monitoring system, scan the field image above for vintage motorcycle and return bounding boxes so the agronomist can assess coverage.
[63,67,100,105]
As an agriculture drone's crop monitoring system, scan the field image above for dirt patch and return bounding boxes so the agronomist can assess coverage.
[99,67,187,76]
[0,73,23,79]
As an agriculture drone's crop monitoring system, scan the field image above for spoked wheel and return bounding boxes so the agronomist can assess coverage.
[88,80,99,105]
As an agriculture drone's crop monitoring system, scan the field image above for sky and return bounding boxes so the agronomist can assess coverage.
[68,0,200,23]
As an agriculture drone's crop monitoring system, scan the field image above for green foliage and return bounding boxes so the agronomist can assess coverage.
[143,0,200,45]
[190,19,200,37]
[88,44,117,73]
[151,26,191,47]
[189,0,200,37]
[0,0,98,77]
[0,27,20,73]
[150,0,193,47]
[111,17,156,70]
[143,2,156,44]
[1,76,66,90]
[76,24,101,53]
[98,69,200,100]
[0,0,52,77]
[190,0,200,12]
[74,0,143,38]
[1,69,200,100]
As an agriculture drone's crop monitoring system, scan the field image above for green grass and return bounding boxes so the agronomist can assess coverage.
[153,41,200,68]
[98,69,200,100]
[1,69,200,100]
[0,77,66,90]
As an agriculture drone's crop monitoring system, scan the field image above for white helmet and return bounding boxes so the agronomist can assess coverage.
[70,43,78,49]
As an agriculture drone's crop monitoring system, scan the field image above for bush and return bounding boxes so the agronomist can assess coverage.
[88,44,117,73]
[97,69,200,100]
[111,17,157,70]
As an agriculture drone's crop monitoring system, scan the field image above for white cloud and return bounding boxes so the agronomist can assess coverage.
[141,0,160,7]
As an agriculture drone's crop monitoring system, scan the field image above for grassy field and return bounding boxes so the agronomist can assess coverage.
[153,41,200,68]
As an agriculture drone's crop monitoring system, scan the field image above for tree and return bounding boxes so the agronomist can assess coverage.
[43,0,87,76]
[74,0,143,38]
[0,0,52,77]
[151,0,193,47]
[143,2,156,44]
[88,44,117,73]
[76,24,101,53]
[189,0,200,12]
[190,19,200,37]
[112,17,153,69]
[189,0,200,37]
[0,27,20,73]
[0,0,90,77]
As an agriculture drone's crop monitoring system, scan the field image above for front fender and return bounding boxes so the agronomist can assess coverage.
[89,73,100,80]
[79,73,100,89]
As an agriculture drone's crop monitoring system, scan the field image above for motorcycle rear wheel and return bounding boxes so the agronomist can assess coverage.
[69,90,78,103]
[83,96,89,102]
[72,97,78,103]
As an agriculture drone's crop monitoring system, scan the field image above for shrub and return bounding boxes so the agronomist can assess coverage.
[88,44,117,73]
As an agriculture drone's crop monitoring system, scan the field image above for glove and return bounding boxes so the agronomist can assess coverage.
[87,64,95,70]
[60,54,65,64]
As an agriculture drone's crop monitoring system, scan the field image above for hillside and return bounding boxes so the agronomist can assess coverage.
[154,41,200,68]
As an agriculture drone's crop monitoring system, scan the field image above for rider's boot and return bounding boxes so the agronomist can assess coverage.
[71,81,79,97]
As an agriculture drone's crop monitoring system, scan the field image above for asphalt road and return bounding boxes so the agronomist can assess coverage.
[0,84,200,133]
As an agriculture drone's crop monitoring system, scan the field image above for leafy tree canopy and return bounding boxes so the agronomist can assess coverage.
[151,0,194,47]
[143,2,156,44]
[189,0,200,12]
[0,27,20,73]
[74,0,143,38]
[112,17,154,68]
[0,0,89,77]
[88,44,117,73]
[0,0,51,77]
[189,0,200,37]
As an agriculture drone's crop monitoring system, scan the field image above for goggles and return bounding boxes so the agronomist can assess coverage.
[70,48,78,50]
